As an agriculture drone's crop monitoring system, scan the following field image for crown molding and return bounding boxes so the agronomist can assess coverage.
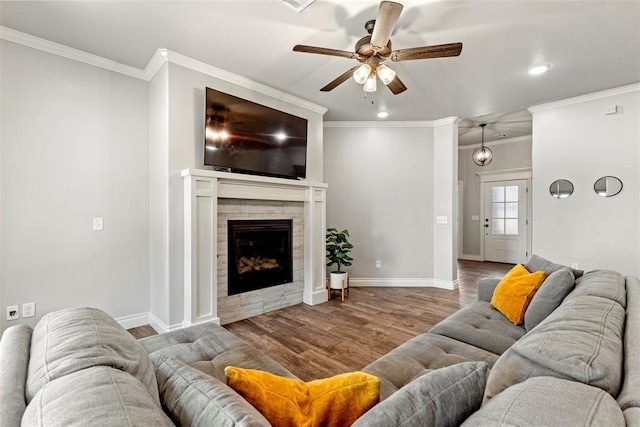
[324,116,460,128]
[324,120,436,128]
[458,134,532,150]
[528,83,640,113]
[0,26,146,80]
[433,116,462,126]
[158,49,328,115]
[144,49,168,80]
[1,26,328,116]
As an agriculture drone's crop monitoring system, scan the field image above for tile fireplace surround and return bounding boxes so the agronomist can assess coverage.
[182,169,328,327]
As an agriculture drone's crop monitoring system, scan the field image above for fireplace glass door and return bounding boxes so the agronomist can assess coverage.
[228,219,293,295]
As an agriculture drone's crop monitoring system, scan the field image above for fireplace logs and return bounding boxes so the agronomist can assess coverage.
[237,256,280,274]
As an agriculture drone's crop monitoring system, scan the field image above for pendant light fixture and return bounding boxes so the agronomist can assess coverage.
[472,123,493,166]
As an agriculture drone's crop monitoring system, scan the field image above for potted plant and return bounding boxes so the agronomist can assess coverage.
[326,228,354,291]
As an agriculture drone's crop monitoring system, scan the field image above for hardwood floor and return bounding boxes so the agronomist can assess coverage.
[128,260,512,381]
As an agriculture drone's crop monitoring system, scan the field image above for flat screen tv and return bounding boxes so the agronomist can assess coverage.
[204,87,308,180]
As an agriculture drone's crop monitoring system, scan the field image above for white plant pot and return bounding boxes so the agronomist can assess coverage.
[329,272,348,290]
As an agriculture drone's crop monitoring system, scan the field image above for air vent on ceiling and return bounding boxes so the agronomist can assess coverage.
[494,133,509,138]
[280,0,316,13]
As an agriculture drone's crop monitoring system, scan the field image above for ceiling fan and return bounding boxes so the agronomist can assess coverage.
[292,1,463,95]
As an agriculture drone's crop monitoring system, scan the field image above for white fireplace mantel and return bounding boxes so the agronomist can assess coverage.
[181,168,328,326]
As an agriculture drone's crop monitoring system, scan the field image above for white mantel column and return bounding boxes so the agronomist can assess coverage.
[432,117,460,288]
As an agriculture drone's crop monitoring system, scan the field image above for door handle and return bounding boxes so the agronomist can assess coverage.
[484,224,489,228]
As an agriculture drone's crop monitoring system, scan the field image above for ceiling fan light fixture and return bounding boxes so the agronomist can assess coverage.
[363,73,377,92]
[377,64,396,85]
[353,64,372,84]
[472,123,493,166]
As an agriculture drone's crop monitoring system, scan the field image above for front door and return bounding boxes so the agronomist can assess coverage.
[483,180,528,264]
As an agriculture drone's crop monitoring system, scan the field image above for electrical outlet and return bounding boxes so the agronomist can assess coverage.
[6,305,19,321]
[93,217,104,231]
[23,302,36,318]
[375,260,381,269]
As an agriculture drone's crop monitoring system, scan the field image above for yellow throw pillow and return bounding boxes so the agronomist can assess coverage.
[491,264,546,325]
[225,366,380,427]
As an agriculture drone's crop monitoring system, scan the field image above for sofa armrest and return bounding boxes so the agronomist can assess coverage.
[0,324,32,427]
[477,278,501,302]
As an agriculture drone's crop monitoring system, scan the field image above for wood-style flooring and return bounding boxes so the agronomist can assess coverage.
[128,260,512,381]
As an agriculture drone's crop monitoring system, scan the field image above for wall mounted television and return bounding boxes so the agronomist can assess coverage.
[204,87,308,180]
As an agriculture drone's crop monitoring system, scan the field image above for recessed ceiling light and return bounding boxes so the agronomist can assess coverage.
[377,111,389,118]
[528,64,550,75]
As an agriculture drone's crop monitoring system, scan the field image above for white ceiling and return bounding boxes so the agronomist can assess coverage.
[1,0,639,134]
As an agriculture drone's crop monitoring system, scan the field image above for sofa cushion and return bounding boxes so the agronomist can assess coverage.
[462,376,624,427]
[617,276,640,411]
[477,277,501,302]
[524,268,575,331]
[485,295,625,401]
[153,355,270,427]
[525,253,584,279]
[353,362,487,427]
[362,332,498,400]
[624,408,640,426]
[22,366,173,427]
[140,322,297,382]
[0,324,32,427]
[26,307,159,404]
[225,366,380,427]
[491,264,545,325]
[429,301,526,355]
[564,270,626,308]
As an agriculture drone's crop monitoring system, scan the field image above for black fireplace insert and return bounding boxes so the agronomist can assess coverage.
[227,219,293,295]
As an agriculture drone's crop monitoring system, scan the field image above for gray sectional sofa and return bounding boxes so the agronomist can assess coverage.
[1,255,638,426]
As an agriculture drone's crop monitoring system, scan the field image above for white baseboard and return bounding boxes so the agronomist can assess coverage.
[147,312,184,334]
[303,289,329,306]
[349,278,458,290]
[459,254,483,261]
[115,312,151,330]
[181,317,221,329]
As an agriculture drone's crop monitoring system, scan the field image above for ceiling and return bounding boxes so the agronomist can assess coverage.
[1,0,639,133]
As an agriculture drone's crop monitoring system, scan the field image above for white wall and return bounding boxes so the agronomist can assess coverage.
[0,40,150,331]
[323,124,435,281]
[148,61,326,328]
[530,85,640,276]
[458,137,532,257]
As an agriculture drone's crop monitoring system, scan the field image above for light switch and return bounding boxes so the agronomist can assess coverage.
[471,215,480,221]
[436,216,448,224]
[93,218,104,231]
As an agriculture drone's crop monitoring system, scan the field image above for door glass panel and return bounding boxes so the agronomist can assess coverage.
[491,185,519,235]
[492,219,505,234]
[505,203,518,218]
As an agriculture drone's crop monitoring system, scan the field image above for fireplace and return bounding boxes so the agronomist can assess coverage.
[228,219,293,296]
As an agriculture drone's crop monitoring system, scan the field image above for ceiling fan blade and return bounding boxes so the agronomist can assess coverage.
[371,1,404,50]
[293,45,358,59]
[320,67,360,92]
[390,42,463,62]
[385,75,407,95]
